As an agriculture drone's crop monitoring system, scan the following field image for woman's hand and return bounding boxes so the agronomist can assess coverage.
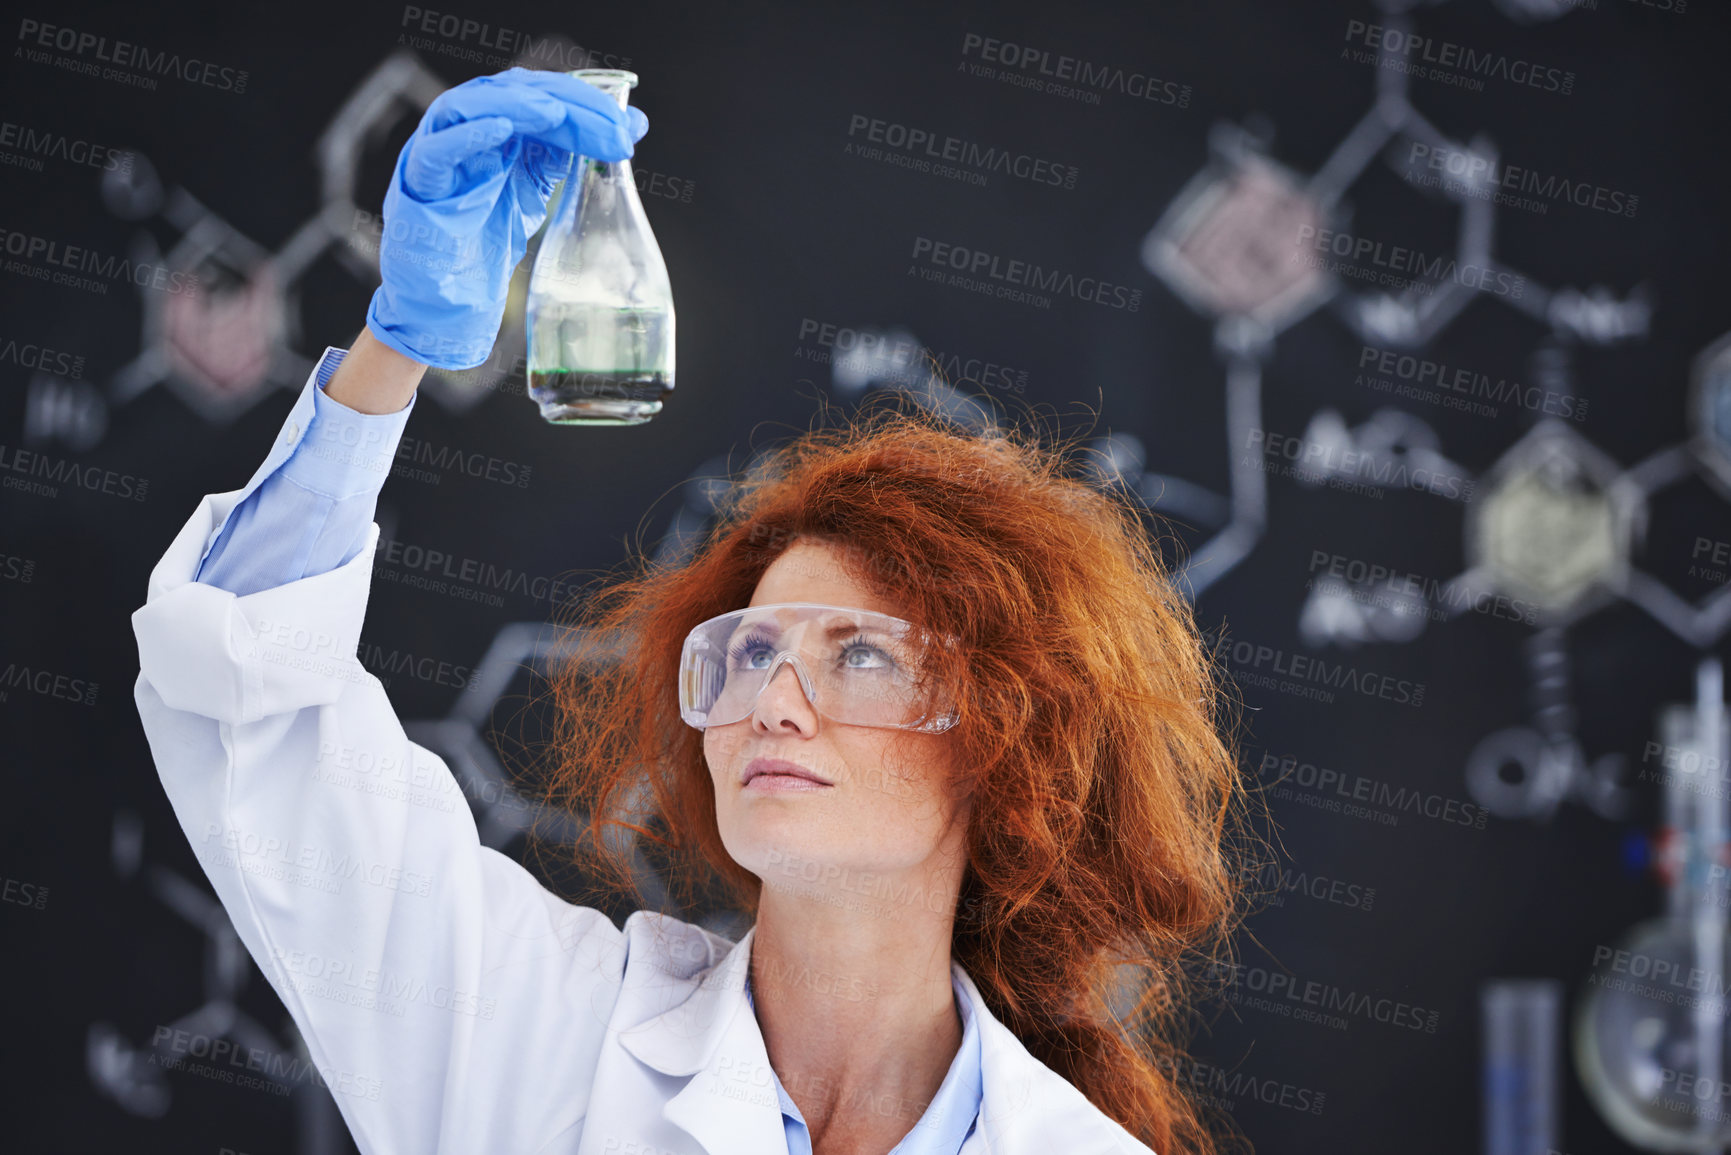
[365,67,650,371]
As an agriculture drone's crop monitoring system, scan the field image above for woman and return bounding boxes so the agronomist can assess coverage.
[131,67,1252,1155]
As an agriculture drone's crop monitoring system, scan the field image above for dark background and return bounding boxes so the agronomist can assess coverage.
[3,0,1727,1151]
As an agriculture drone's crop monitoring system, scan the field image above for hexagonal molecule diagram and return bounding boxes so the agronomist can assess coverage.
[24,43,603,454]
[1112,0,1689,825]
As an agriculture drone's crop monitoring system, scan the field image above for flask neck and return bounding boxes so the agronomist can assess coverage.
[571,68,637,112]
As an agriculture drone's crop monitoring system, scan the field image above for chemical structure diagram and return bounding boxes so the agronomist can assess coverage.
[66,3,1731,1146]
[1120,0,1731,827]
[826,0,1728,829]
[25,49,538,455]
[1117,0,1661,826]
[85,810,348,1154]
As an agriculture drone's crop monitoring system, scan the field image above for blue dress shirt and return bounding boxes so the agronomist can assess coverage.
[744,968,982,1155]
[195,347,416,595]
[194,344,987,1154]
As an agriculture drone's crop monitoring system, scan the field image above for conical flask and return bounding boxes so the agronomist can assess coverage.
[525,69,675,426]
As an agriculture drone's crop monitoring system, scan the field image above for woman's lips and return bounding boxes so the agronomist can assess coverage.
[742,757,834,790]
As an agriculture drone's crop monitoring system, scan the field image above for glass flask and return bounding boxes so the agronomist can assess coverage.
[1575,660,1731,1153]
[525,69,675,426]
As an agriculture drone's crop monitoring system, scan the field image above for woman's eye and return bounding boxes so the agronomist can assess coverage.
[841,643,893,670]
[729,639,778,669]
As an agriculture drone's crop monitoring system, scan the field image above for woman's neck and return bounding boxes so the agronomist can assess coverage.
[747,884,964,1152]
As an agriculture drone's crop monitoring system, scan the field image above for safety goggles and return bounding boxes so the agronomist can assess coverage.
[678,602,959,732]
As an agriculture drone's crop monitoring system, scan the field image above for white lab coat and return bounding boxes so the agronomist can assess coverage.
[129,378,1157,1154]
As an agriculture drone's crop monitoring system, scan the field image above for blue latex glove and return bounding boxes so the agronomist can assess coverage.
[365,67,650,370]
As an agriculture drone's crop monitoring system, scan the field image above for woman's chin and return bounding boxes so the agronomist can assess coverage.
[732,829,842,882]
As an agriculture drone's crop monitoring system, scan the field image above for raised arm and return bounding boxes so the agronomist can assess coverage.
[130,67,651,1155]
[194,334,418,599]
[323,325,428,415]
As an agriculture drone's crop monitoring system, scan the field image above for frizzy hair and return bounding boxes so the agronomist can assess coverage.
[528,395,1260,1154]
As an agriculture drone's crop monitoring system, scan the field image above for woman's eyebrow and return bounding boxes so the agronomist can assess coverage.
[823,617,893,638]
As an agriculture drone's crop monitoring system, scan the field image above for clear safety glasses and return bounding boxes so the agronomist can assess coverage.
[677,602,959,733]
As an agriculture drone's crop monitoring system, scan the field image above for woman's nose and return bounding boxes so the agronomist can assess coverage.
[753,657,818,728]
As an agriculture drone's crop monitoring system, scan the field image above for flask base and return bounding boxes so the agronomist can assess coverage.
[529,369,672,427]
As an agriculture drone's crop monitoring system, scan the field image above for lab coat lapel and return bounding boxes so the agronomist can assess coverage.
[956,964,1036,1154]
[617,925,788,1155]
[954,964,1149,1154]
[610,927,1141,1155]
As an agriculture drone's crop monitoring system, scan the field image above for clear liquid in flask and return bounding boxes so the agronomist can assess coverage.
[524,69,676,428]
[527,304,673,425]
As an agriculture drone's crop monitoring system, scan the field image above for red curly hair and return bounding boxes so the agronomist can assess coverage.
[530,394,1258,1154]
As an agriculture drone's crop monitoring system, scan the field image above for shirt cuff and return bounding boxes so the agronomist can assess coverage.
[278,346,419,501]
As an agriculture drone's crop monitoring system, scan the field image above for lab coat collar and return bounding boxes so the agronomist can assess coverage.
[618,923,786,1155]
[616,925,1141,1155]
